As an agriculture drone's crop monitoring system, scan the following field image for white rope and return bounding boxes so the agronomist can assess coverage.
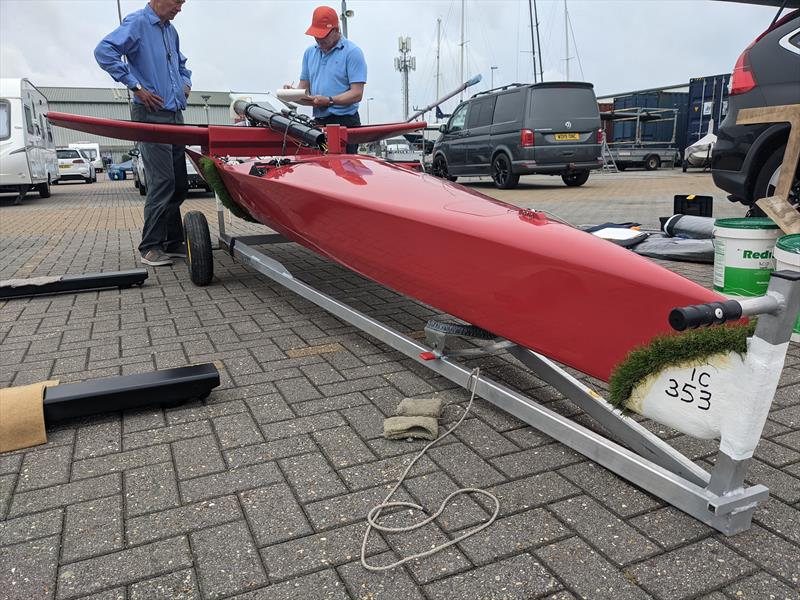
[360,367,500,571]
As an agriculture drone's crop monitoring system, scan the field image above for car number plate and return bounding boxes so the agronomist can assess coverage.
[555,133,580,141]
[59,164,70,169]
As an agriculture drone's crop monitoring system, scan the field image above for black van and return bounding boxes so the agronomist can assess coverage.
[431,82,603,189]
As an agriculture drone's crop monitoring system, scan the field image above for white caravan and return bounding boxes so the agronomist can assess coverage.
[68,141,103,172]
[0,78,59,204]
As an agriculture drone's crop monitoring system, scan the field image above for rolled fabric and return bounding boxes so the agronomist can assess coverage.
[0,380,59,452]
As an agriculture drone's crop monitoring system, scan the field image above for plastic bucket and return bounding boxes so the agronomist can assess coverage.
[774,233,800,342]
[713,218,781,296]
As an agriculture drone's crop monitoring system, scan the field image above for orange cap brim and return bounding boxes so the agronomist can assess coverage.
[305,25,332,37]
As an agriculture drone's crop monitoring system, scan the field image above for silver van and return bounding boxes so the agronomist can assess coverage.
[431,82,603,189]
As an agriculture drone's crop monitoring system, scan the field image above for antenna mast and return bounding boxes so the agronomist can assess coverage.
[395,37,416,120]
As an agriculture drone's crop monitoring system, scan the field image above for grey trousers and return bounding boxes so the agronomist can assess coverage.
[131,105,188,254]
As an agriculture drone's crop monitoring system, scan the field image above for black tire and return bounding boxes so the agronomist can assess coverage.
[139,180,147,196]
[617,164,627,171]
[561,171,590,187]
[491,153,519,189]
[644,155,661,171]
[37,178,51,198]
[753,144,798,212]
[133,178,139,189]
[682,160,688,173]
[432,154,457,182]
[184,211,214,286]
[84,175,92,184]
[92,173,97,183]
[425,320,496,340]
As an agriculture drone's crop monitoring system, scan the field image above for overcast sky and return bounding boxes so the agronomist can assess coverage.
[0,0,781,123]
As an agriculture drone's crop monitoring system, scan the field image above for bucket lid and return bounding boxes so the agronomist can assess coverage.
[714,217,779,230]
[776,234,800,254]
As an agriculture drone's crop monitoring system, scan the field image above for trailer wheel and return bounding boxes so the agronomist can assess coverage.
[184,211,214,286]
[425,320,496,340]
[37,178,51,198]
[644,155,661,171]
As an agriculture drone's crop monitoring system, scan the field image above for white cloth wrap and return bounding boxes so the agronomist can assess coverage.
[628,336,788,460]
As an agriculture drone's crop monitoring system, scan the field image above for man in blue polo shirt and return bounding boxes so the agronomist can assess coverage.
[286,5,367,153]
[95,0,192,267]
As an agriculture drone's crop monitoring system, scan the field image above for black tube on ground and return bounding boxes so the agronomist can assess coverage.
[43,364,220,423]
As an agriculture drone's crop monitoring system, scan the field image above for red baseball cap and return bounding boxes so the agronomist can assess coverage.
[305,6,339,37]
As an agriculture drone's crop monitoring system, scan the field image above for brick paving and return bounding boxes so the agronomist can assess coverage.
[1,172,798,600]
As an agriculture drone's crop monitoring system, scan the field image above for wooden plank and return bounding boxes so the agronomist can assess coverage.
[737,105,800,234]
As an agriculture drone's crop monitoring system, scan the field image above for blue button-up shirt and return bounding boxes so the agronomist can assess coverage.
[300,38,367,118]
[95,4,192,112]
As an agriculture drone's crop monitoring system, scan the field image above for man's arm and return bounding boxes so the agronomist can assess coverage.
[94,18,139,90]
[312,82,364,108]
[177,36,192,97]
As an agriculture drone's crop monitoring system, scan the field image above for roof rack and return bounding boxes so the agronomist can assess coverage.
[471,83,528,98]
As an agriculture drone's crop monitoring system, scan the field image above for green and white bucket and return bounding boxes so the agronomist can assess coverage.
[774,234,800,342]
[713,218,781,296]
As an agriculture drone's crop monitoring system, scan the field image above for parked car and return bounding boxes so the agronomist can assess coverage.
[68,141,104,172]
[712,4,800,215]
[431,82,603,189]
[55,147,96,183]
[130,146,211,197]
[0,78,59,203]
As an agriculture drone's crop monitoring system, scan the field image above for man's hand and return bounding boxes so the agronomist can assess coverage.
[183,84,191,99]
[135,88,164,112]
[311,95,334,108]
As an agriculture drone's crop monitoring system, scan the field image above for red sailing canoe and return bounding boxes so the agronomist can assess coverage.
[47,112,723,381]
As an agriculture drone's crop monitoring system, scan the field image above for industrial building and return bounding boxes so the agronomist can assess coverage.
[41,87,235,162]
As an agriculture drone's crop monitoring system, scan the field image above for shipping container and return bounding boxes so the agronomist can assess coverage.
[685,74,730,147]
[612,91,689,150]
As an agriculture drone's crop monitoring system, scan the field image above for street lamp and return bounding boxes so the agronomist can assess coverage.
[490,66,498,89]
[365,97,374,124]
[201,95,211,126]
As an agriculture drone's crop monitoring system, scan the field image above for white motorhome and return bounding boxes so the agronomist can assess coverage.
[69,141,103,172]
[0,78,59,204]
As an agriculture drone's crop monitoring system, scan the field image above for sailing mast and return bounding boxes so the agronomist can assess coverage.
[564,0,571,80]
[459,0,465,100]
[436,18,441,99]
[533,0,544,82]
[528,0,537,83]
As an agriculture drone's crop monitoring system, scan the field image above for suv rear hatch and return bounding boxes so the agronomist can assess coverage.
[528,83,601,166]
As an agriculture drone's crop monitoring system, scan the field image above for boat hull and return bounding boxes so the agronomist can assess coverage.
[211,153,723,381]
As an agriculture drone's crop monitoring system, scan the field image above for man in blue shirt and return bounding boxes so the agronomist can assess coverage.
[95,0,192,267]
[285,5,367,153]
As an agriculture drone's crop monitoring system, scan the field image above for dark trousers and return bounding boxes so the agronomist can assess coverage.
[131,105,188,254]
[314,112,361,154]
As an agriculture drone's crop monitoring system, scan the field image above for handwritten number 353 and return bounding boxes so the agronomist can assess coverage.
[664,369,711,411]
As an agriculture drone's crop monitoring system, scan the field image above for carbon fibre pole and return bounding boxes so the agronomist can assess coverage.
[232,100,326,148]
[405,75,482,123]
